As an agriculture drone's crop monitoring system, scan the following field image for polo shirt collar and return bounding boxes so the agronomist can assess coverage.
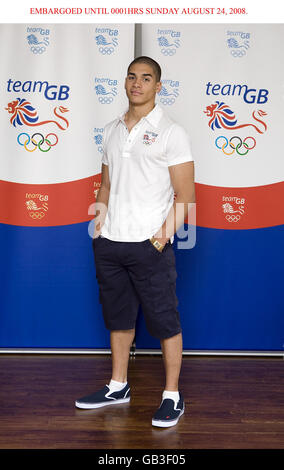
[115,103,163,128]
[145,104,163,128]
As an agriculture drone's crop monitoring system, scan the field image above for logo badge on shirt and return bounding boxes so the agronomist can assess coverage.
[143,130,158,145]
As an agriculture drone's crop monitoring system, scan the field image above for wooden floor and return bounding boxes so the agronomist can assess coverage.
[0,354,283,449]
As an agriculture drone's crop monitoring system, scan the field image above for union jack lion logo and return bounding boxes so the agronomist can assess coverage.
[5,97,69,130]
[204,101,267,134]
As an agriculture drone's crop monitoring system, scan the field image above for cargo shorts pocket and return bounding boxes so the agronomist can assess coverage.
[148,262,178,314]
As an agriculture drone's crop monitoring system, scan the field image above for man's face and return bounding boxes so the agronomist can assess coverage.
[124,62,162,106]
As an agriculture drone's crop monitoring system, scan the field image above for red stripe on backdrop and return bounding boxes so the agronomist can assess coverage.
[190,181,284,229]
[0,175,101,227]
[0,177,283,229]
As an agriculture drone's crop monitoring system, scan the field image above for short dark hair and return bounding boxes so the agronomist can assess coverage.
[127,56,161,82]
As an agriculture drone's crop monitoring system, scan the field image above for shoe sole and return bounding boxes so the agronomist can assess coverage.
[152,406,185,428]
[75,397,130,409]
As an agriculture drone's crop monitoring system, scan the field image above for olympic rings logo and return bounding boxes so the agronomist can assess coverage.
[98,96,114,104]
[30,46,46,54]
[17,132,58,152]
[215,136,256,156]
[160,97,176,106]
[225,215,241,222]
[29,211,46,219]
[161,48,176,56]
[230,49,247,58]
[99,47,114,55]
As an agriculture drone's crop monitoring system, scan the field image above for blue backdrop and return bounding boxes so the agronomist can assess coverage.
[1,222,283,351]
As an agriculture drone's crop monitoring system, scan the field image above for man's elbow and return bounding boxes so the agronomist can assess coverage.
[175,187,195,204]
[100,183,110,193]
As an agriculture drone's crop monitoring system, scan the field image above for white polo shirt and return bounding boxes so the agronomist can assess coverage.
[100,103,193,242]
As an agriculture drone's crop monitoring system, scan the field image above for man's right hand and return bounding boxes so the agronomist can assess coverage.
[93,229,101,239]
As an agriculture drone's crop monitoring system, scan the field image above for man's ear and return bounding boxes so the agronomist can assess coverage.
[156,81,162,94]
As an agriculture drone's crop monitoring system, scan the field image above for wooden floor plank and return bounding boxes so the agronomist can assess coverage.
[0,355,283,449]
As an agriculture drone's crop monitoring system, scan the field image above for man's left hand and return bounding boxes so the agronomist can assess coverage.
[151,236,168,252]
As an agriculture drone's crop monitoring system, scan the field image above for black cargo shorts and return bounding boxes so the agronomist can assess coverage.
[92,236,181,340]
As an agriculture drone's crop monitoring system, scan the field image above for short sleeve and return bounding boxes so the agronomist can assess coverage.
[101,126,109,166]
[165,123,194,167]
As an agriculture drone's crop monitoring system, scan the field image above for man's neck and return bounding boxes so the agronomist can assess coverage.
[124,102,156,127]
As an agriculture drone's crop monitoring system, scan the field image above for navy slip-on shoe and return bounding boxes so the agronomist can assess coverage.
[152,393,185,427]
[75,383,130,409]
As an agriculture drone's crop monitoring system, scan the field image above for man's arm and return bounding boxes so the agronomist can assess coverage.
[93,163,110,237]
[153,161,195,246]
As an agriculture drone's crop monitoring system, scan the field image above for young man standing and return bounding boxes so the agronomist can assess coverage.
[75,56,195,428]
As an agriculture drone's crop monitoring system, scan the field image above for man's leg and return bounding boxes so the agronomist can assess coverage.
[74,328,134,409]
[150,331,184,427]
[160,332,183,391]
[110,329,135,382]
[75,238,138,409]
